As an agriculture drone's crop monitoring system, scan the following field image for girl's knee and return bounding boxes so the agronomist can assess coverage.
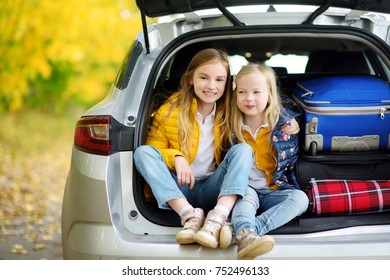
[232,143,253,158]
[237,143,252,153]
[293,190,309,213]
[134,145,155,160]
[133,145,156,162]
[298,190,309,204]
[134,146,145,161]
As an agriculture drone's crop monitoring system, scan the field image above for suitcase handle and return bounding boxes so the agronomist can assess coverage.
[300,151,390,164]
[296,83,314,97]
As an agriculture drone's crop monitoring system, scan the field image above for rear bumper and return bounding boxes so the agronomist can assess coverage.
[62,222,390,260]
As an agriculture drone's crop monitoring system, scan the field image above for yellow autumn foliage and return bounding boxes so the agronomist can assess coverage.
[0,0,147,112]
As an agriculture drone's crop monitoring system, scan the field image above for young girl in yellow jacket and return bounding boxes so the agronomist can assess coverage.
[133,48,254,248]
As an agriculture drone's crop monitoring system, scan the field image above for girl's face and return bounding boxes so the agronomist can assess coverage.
[236,72,269,119]
[190,61,228,107]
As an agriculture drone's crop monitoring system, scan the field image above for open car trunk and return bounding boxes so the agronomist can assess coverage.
[105,1,390,240]
[130,24,390,234]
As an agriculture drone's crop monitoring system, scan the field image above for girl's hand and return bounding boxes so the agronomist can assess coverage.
[174,156,195,189]
[282,118,300,135]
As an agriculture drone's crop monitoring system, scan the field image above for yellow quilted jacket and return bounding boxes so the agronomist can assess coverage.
[146,97,223,171]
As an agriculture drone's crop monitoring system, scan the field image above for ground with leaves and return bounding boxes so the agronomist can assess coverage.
[0,111,79,259]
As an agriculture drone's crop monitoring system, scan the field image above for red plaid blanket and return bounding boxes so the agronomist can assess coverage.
[307,179,390,216]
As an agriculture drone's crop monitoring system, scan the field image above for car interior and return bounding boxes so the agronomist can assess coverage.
[134,33,390,233]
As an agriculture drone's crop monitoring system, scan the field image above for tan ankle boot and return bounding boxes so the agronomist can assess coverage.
[219,222,235,249]
[193,209,227,248]
[236,228,274,260]
[176,208,205,244]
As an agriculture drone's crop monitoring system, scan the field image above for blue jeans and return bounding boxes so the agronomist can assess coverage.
[133,143,254,212]
[231,187,309,236]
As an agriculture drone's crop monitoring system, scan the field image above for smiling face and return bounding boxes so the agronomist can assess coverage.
[190,60,228,114]
[236,72,269,123]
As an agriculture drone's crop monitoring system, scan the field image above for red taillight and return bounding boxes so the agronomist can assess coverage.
[74,116,112,156]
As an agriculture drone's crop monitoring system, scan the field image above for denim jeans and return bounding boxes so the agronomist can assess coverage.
[133,143,253,212]
[231,187,309,236]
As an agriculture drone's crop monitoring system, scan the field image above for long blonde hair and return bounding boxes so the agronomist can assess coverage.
[231,63,281,145]
[167,48,233,160]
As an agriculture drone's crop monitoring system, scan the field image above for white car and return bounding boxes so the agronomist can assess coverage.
[61,0,390,259]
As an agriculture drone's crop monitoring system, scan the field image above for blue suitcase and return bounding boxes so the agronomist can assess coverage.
[292,75,390,154]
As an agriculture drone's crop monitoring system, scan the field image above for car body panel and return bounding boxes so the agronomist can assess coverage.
[64,221,390,259]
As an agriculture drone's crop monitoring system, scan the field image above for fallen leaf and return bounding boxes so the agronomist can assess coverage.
[10,244,28,255]
[34,243,47,250]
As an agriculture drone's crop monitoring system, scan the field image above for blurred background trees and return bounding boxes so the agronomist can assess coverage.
[0,1,154,259]
[0,0,146,113]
